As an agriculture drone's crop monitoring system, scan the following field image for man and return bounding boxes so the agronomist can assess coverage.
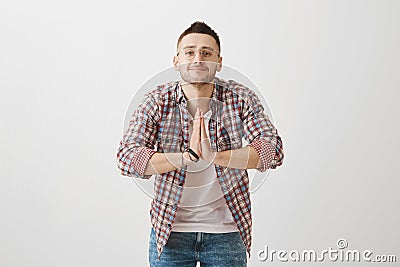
[117,21,284,267]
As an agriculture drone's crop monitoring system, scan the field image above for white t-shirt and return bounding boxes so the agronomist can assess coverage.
[172,109,238,233]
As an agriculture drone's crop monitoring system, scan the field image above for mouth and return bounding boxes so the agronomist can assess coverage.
[188,67,209,71]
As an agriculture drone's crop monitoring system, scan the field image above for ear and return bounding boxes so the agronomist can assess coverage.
[173,55,179,71]
[216,56,223,72]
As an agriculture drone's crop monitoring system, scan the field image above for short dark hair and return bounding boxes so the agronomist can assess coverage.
[177,21,220,52]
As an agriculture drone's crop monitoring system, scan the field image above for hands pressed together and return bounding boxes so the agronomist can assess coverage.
[183,108,216,164]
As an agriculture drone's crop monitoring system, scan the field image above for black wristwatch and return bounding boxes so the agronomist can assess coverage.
[186,148,200,162]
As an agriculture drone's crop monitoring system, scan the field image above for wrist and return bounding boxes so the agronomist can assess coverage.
[187,148,200,162]
[182,151,192,165]
[206,151,218,164]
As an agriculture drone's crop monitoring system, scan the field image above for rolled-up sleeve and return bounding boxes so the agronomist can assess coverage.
[116,92,159,179]
[242,90,284,171]
[248,139,278,172]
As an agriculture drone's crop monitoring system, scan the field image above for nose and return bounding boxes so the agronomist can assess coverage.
[193,50,205,61]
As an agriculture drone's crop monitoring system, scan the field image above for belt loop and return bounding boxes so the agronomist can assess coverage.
[196,232,201,242]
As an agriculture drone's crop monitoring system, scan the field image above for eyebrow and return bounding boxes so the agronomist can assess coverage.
[181,45,216,51]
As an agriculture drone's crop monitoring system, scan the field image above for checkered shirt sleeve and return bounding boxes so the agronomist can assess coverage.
[242,89,284,171]
[116,93,159,179]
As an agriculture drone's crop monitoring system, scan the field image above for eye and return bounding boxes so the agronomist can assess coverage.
[184,50,194,56]
[202,51,212,57]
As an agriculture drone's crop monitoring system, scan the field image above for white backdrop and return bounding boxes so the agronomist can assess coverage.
[1,0,399,266]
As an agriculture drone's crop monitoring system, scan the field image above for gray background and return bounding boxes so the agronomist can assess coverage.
[1,0,399,266]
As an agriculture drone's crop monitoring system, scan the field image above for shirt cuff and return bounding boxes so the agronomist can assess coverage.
[131,147,156,178]
[248,139,276,172]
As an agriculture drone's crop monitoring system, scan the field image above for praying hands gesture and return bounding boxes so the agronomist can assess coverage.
[187,108,216,163]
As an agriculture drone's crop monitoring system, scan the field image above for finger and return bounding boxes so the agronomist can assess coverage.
[192,108,200,126]
[200,112,207,139]
[193,109,202,146]
[193,108,200,129]
[199,111,203,138]
[195,108,200,120]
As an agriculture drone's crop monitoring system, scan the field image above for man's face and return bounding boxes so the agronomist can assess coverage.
[173,33,222,84]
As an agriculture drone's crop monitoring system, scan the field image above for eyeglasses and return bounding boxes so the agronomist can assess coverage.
[177,48,220,60]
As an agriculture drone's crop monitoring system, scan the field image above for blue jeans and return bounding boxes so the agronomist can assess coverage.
[149,228,247,267]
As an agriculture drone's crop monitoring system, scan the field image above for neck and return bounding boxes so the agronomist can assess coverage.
[180,80,215,116]
[180,80,215,101]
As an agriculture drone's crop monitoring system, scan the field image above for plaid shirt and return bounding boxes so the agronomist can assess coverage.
[116,77,284,259]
